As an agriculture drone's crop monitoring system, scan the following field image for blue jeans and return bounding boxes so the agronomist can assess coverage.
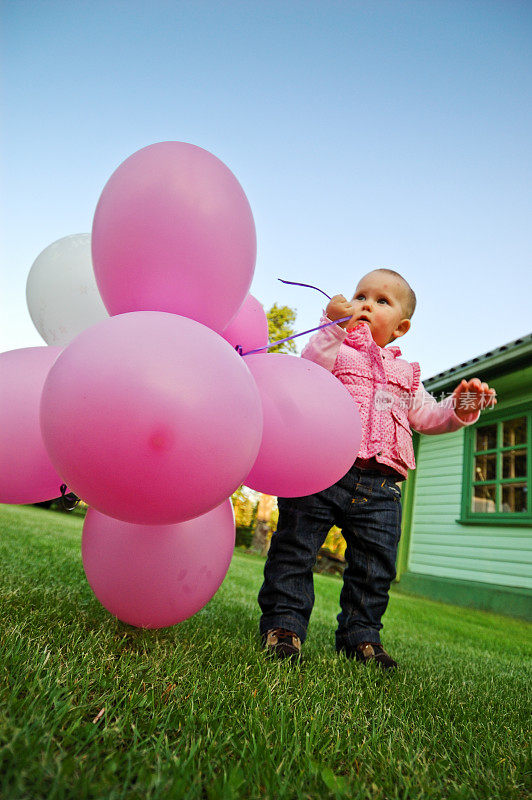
[258,464,402,648]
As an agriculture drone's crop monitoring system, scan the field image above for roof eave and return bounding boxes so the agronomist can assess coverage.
[424,337,532,393]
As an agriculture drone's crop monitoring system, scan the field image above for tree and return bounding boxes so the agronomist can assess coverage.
[231,485,260,529]
[265,303,297,354]
[250,494,277,555]
[323,526,346,560]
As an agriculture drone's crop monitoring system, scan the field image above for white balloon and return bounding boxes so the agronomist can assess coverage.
[26,233,109,346]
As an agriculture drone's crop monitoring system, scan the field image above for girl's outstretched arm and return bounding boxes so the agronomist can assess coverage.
[452,378,497,421]
[409,382,481,434]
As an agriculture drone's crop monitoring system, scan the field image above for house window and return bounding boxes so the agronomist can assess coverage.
[461,405,532,525]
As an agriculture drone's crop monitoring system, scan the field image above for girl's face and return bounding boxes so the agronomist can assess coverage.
[349,271,410,347]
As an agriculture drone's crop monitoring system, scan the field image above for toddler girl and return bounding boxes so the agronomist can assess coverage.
[258,268,496,668]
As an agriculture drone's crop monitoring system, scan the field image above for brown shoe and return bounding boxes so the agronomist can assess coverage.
[262,628,302,661]
[339,641,398,670]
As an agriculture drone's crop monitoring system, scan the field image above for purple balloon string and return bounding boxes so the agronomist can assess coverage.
[277,278,332,300]
[238,277,346,357]
[241,317,350,356]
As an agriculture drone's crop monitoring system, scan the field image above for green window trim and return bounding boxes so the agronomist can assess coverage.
[459,401,532,527]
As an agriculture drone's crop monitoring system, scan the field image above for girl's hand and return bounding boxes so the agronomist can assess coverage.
[326,295,356,328]
[452,378,497,420]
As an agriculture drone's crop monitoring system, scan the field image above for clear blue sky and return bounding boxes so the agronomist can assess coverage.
[2,0,531,381]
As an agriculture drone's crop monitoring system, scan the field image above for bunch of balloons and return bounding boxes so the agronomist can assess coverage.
[1,142,361,628]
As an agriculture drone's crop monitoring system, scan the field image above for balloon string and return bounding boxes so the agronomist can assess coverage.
[236,277,348,356]
[277,278,332,300]
[239,317,351,357]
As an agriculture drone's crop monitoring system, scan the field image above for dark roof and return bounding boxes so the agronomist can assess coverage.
[423,332,532,392]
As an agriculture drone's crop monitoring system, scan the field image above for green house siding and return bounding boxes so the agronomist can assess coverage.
[395,364,532,620]
[409,430,531,588]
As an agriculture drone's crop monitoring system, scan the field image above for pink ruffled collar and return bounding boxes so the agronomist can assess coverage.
[345,322,402,358]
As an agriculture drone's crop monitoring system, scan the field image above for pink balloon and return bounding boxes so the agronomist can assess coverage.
[92,142,256,333]
[243,354,362,497]
[82,501,235,628]
[221,294,269,353]
[40,312,263,524]
[0,347,63,504]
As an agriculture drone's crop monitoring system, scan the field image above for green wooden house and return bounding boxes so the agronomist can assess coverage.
[394,332,532,621]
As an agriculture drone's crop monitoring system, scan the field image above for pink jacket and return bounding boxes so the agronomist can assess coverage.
[301,318,479,478]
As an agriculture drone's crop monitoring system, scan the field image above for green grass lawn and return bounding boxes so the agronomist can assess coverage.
[0,503,530,800]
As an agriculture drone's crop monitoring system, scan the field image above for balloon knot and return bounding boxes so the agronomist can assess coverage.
[60,483,81,511]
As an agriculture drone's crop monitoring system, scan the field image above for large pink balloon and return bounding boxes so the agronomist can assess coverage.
[82,501,235,628]
[221,294,269,353]
[92,142,256,333]
[0,347,63,504]
[40,312,262,524]
[243,354,361,497]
